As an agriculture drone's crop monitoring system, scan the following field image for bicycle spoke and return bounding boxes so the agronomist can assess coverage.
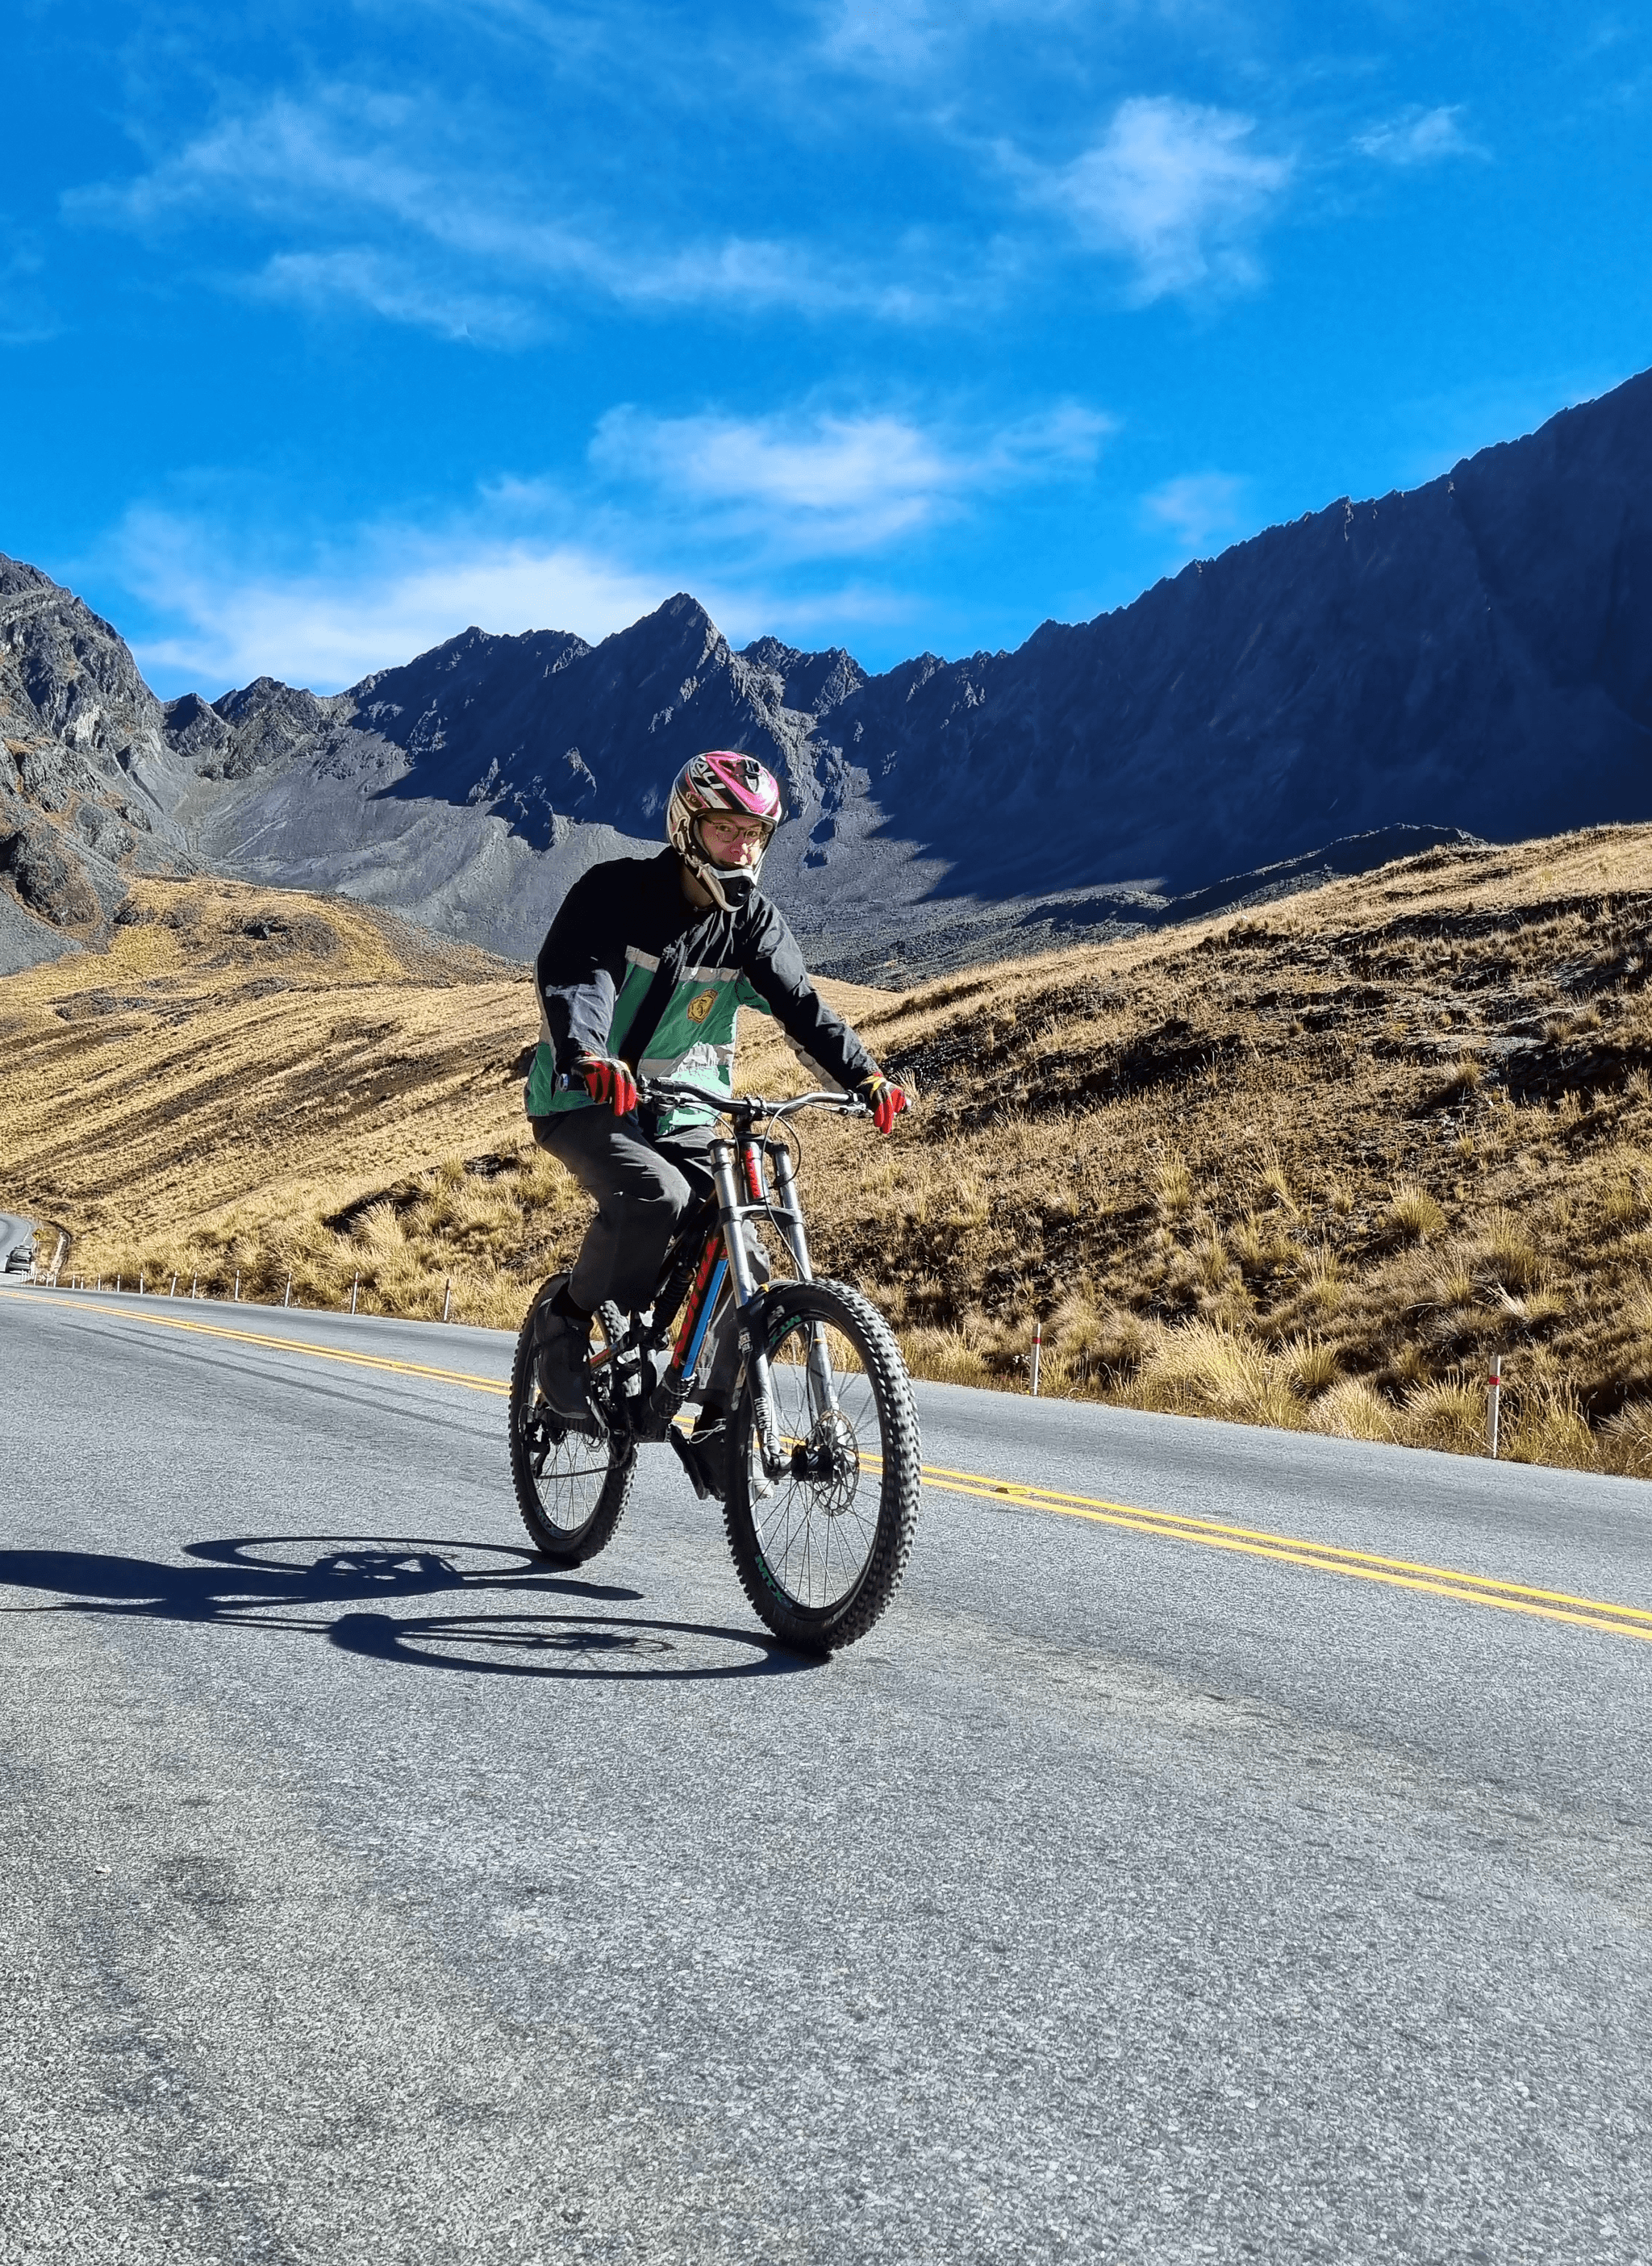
[749,1311,887,1612]
[509,1294,635,1563]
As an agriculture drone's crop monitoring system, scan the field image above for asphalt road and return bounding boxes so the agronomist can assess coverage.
[3,1283,1650,2266]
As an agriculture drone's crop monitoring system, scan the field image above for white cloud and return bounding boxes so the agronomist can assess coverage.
[594,408,956,544]
[818,0,940,75]
[115,507,668,692]
[591,400,1112,551]
[115,505,922,695]
[815,0,1082,80]
[1026,95,1291,300]
[0,235,57,346]
[249,248,540,343]
[987,400,1116,473]
[1354,104,1483,167]
[69,86,962,334]
[1141,470,1246,553]
[106,390,1112,691]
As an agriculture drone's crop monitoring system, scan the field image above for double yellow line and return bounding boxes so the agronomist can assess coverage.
[920,1462,1652,1646]
[6,1288,509,1396]
[13,1289,1652,1646]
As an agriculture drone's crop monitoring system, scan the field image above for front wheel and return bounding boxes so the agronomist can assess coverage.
[509,1288,634,1565]
[724,1278,920,1651]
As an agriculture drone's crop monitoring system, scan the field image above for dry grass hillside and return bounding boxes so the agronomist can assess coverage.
[0,875,886,1333]
[6,831,1652,1476]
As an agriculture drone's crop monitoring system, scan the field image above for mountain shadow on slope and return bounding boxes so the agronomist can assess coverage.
[830,367,1652,898]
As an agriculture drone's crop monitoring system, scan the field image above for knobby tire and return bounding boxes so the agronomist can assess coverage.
[724,1277,920,1652]
[509,1285,634,1565]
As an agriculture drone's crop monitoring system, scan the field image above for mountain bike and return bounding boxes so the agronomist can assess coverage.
[508,1079,921,1651]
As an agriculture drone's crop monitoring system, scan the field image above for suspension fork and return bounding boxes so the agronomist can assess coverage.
[710,1140,787,1476]
[766,1138,838,1427]
[766,1139,812,1281]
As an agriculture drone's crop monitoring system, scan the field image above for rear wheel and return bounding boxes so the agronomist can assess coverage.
[724,1278,920,1652]
[509,1288,634,1565]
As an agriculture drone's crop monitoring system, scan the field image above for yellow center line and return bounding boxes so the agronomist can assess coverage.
[919,1461,1652,1628]
[920,1470,1652,1646]
[13,1289,1652,1646]
[5,1289,510,1396]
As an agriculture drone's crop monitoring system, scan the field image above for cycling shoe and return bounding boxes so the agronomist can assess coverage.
[533,1309,593,1421]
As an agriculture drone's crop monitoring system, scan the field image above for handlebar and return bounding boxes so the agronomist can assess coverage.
[552,1072,873,1123]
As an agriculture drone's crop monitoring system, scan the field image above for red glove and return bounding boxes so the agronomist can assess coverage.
[577,1054,638,1114]
[860,1074,909,1135]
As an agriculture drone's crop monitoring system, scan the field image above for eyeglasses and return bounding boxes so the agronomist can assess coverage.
[699,817,770,849]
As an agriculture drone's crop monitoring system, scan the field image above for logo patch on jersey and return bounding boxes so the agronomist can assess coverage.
[686,986,719,1024]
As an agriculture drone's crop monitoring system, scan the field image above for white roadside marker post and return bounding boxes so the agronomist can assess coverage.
[190,1272,198,1300]
[169,1273,177,1297]
[1030,1319,1043,1398]
[350,1274,359,1317]
[283,1272,292,1309]
[138,1272,144,1296]
[233,1271,240,1302]
[115,1275,121,1295]
[442,1279,453,1323]
[1487,1353,1503,1459]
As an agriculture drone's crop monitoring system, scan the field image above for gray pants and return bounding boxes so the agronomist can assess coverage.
[530,1107,721,1315]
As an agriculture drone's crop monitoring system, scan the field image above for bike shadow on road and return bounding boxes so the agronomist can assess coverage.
[0,1534,826,1680]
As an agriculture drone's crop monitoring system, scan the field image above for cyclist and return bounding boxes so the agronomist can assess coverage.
[524,749,909,1421]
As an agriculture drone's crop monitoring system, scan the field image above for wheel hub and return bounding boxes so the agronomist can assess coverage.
[789,1415,860,1516]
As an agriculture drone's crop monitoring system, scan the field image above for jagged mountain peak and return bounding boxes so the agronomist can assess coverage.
[0,553,59,601]
[5,363,1652,981]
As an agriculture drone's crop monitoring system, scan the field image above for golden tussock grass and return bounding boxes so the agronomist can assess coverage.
[7,827,1652,1478]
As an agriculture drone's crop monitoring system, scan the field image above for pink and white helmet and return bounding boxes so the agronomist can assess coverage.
[665,749,784,910]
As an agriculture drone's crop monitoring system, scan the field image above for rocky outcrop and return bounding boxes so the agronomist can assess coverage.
[0,822,99,928]
[0,557,197,966]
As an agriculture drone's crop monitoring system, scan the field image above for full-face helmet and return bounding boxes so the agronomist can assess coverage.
[665,750,784,910]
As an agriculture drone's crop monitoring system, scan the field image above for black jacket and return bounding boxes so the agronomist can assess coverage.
[525,849,878,1124]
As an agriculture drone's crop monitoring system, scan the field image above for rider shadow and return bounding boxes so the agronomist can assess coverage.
[0,1536,825,1682]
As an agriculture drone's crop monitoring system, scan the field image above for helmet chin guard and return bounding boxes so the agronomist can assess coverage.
[665,751,784,910]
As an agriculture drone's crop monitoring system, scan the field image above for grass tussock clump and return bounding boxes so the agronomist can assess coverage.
[1129,1319,1303,1431]
[1385,1180,1447,1244]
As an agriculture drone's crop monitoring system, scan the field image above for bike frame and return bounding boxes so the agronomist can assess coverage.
[568,1079,863,1478]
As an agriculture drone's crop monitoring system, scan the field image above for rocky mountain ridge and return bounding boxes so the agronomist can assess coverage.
[3,365,1650,979]
[0,557,202,967]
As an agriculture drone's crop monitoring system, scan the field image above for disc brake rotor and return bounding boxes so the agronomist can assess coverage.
[786,1412,860,1517]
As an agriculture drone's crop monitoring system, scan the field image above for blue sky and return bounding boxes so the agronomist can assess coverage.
[6,2,1650,695]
